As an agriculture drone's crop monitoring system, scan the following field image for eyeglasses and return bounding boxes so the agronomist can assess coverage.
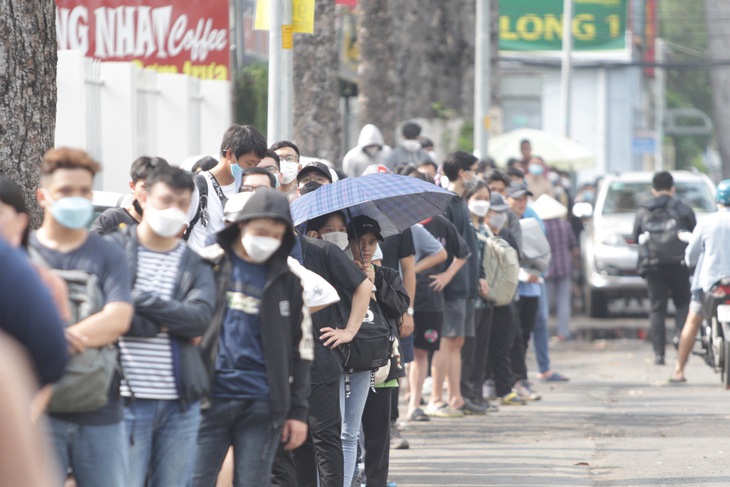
[240,185,268,193]
[263,165,280,174]
[282,155,299,163]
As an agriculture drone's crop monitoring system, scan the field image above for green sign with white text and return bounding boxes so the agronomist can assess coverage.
[499,0,627,52]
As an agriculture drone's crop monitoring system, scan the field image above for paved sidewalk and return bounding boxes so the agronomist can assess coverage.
[390,339,730,486]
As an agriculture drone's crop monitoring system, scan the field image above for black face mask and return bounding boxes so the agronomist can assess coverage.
[132,199,144,217]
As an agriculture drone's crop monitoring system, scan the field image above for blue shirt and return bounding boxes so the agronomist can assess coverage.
[686,208,730,292]
[214,254,270,399]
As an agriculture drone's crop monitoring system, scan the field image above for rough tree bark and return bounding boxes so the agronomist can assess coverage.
[705,0,730,177]
[293,0,343,164]
[0,0,57,225]
[357,0,399,146]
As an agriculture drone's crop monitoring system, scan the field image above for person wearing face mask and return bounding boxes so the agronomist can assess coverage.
[269,211,371,487]
[425,152,485,417]
[342,124,393,178]
[104,166,216,486]
[90,156,169,235]
[481,193,526,406]
[271,140,303,202]
[184,124,268,252]
[524,156,555,200]
[30,148,134,487]
[461,181,497,412]
[193,189,313,487]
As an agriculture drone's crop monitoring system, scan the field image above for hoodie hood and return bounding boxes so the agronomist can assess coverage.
[357,124,386,148]
[642,194,673,211]
[217,188,295,262]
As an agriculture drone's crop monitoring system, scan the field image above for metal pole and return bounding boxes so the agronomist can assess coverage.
[654,38,665,171]
[560,0,573,138]
[281,0,293,142]
[473,0,490,159]
[267,0,284,143]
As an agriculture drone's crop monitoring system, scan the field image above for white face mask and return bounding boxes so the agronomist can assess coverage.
[280,161,299,185]
[145,206,187,238]
[241,233,282,263]
[321,231,350,251]
[468,200,491,217]
[490,212,508,230]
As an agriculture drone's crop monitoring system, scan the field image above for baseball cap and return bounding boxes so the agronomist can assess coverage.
[506,181,533,199]
[297,161,333,183]
[362,164,392,176]
[346,215,384,242]
[489,193,509,212]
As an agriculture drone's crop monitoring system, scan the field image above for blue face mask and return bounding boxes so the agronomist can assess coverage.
[528,164,544,176]
[48,196,93,229]
[231,162,243,180]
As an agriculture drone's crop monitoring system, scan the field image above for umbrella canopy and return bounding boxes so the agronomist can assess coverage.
[290,173,454,236]
[488,128,595,171]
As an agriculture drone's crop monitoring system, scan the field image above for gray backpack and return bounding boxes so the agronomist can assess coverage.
[479,233,520,306]
[29,248,118,413]
[518,218,552,274]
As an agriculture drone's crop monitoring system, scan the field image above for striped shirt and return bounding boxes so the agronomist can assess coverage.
[120,244,185,400]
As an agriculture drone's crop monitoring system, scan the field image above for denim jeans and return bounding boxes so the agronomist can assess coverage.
[191,398,285,487]
[547,275,573,339]
[532,282,551,374]
[339,370,371,487]
[124,399,201,487]
[49,417,127,487]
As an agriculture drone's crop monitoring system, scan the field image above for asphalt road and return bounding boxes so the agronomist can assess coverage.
[389,336,730,487]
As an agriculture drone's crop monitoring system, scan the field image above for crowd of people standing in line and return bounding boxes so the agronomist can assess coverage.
[1,120,586,487]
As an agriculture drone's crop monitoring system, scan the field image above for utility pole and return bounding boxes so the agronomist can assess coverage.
[267,0,293,143]
[654,38,665,171]
[560,0,573,138]
[473,0,491,159]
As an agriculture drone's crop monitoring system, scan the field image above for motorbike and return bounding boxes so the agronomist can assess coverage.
[694,277,730,388]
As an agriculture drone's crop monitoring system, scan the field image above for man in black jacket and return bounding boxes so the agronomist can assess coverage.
[632,171,696,365]
[193,189,313,487]
[112,166,216,487]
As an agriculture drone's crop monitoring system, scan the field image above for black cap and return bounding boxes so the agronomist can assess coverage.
[297,161,333,183]
[490,193,509,212]
[347,215,384,242]
[226,187,292,225]
[506,181,533,198]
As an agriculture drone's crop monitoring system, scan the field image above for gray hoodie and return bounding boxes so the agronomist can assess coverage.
[342,124,392,177]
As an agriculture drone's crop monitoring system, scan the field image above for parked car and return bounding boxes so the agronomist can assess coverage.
[574,171,716,317]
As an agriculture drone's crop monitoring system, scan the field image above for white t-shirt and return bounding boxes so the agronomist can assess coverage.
[186,171,239,252]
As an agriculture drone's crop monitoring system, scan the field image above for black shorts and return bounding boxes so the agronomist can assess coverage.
[413,311,443,352]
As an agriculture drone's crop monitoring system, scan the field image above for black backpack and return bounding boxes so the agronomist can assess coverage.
[639,199,688,267]
[182,173,210,242]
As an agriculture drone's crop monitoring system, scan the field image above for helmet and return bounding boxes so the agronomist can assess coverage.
[717,179,730,205]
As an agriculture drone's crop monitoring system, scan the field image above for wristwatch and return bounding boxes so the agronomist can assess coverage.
[406,307,414,316]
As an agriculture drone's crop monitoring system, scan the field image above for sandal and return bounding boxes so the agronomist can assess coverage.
[668,376,687,383]
[539,371,570,382]
[408,408,430,422]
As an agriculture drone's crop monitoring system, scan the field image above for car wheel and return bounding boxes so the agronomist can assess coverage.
[585,287,609,318]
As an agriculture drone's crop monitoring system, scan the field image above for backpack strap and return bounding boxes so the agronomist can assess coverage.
[182,173,209,242]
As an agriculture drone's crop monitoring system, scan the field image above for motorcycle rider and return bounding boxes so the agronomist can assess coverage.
[671,180,730,382]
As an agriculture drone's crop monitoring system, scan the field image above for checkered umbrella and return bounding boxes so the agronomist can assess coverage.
[291,173,454,236]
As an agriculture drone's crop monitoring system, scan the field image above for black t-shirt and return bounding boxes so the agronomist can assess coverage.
[443,195,479,299]
[418,215,469,312]
[90,207,139,235]
[379,228,415,272]
[300,236,368,384]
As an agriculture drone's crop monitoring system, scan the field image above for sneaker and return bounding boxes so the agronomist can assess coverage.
[483,379,497,401]
[500,391,527,405]
[390,422,410,449]
[422,376,433,396]
[425,403,464,418]
[459,398,488,415]
[515,380,542,401]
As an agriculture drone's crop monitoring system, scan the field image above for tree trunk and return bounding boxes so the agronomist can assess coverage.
[0,0,57,226]
[357,0,399,146]
[293,0,343,165]
[705,0,730,177]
